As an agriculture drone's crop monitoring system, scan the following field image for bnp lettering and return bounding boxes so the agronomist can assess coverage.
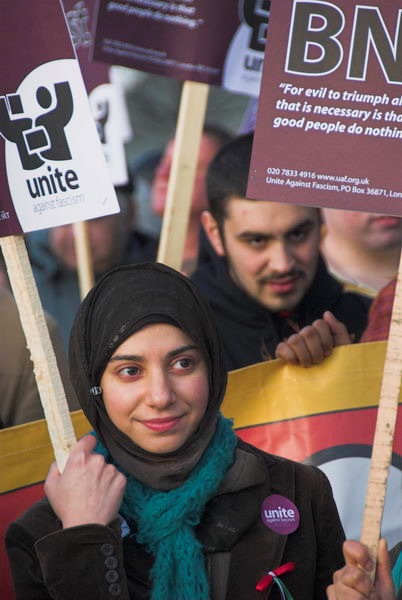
[285,1,402,84]
[26,165,79,199]
[264,506,296,520]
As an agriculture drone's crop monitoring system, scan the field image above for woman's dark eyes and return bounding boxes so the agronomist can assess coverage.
[173,358,193,370]
[119,366,140,377]
[117,358,194,377]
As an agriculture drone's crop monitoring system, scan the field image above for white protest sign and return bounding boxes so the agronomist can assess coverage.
[0,1,119,237]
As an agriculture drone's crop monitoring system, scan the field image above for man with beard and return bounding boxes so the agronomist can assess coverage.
[192,134,372,371]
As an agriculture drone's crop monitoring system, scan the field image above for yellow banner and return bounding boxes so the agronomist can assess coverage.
[224,341,390,428]
[0,411,90,494]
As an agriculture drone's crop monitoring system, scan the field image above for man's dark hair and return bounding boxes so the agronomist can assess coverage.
[203,124,233,150]
[207,133,321,229]
[207,133,253,226]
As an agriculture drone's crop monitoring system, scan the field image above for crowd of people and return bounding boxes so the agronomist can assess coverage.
[2,103,402,598]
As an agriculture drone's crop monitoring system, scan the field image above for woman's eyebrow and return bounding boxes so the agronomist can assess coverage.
[167,344,198,359]
[109,354,143,362]
[108,344,198,363]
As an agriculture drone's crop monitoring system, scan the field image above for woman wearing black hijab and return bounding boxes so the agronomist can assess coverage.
[6,263,345,600]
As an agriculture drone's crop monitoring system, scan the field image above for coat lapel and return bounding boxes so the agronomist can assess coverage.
[199,443,298,600]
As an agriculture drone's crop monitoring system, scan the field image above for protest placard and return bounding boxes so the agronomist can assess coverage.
[248,0,402,215]
[93,0,270,96]
[0,0,119,468]
[0,1,119,237]
[248,0,402,565]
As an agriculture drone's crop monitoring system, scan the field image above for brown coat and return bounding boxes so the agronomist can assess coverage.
[0,287,79,428]
[6,441,345,599]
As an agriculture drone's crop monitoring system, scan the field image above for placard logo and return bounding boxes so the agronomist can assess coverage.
[66,1,92,49]
[0,81,81,202]
[0,82,73,171]
[93,100,109,144]
[0,58,119,233]
[261,494,300,534]
[223,0,270,96]
[64,2,112,149]
[243,0,270,52]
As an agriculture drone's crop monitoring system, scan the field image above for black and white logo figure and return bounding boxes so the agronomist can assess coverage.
[242,0,270,52]
[0,82,74,171]
[223,0,270,96]
[66,1,92,49]
[93,100,109,144]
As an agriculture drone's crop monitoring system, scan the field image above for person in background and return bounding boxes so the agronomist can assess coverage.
[6,262,345,599]
[0,286,78,427]
[327,539,399,599]
[151,126,232,274]
[191,134,371,371]
[360,277,396,343]
[321,208,402,297]
[0,252,7,288]
[26,182,158,348]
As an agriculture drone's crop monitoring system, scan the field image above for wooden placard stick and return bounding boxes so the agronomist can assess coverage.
[360,255,402,574]
[157,80,209,270]
[0,234,76,471]
[73,220,94,299]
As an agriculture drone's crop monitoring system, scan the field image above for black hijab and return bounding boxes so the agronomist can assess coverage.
[68,262,227,490]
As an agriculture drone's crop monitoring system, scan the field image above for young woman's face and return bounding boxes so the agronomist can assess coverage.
[100,323,209,454]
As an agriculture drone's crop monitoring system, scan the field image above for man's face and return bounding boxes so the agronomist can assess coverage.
[205,199,322,312]
[151,134,221,217]
[322,208,402,250]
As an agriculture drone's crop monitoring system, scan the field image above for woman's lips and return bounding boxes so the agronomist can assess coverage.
[141,417,182,432]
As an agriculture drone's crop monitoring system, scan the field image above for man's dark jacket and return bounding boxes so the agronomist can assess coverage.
[192,236,372,372]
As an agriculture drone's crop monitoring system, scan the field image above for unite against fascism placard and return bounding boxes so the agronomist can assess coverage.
[93,0,270,97]
[248,0,402,215]
[0,0,119,237]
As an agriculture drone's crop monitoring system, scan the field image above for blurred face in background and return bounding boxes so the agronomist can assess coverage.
[50,190,132,274]
[322,208,402,250]
[151,134,222,218]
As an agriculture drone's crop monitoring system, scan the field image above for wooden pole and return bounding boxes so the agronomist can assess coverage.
[360,255,402,573]
[73,221,94,299]
[0,235,76,471]
[157,80,209,270]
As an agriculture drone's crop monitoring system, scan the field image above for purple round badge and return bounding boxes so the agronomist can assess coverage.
[261,494,300,534]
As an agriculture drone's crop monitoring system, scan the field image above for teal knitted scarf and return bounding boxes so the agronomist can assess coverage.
[94,415,237,600]
[392,550,402,594]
